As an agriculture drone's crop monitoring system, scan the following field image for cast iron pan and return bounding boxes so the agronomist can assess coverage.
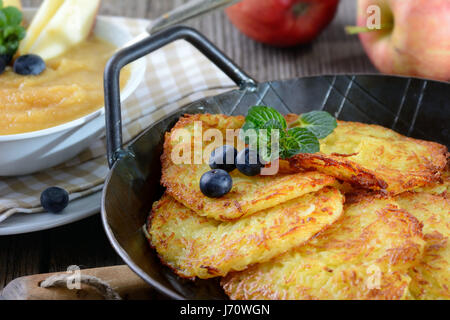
[101,26,450,300]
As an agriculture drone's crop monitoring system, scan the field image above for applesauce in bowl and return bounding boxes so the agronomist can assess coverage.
[0,8,146,176]
[0,37,130,135]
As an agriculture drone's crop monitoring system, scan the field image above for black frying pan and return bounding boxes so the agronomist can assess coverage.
[101,26,450,300]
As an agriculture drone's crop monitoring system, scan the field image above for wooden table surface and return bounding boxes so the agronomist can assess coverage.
[0,0,377,292]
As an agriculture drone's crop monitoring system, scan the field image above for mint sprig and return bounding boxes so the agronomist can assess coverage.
[292,110,337,139]
[281,127,320,158]
[245,106,287,130]
[0,0,26,62]
[240,106,337,160]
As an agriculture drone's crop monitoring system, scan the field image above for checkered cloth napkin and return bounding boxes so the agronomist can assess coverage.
[0,17,235,223]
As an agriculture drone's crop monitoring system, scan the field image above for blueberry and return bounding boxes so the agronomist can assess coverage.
[14,54,46,75]
[0,57,5,76]
[0,54,12,65]
[40,187,69,213]
[200,169,233,198]
[236,148,264,176]
[209,145,238,172]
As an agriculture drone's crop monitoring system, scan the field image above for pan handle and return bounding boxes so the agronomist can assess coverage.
[104,25,256,168]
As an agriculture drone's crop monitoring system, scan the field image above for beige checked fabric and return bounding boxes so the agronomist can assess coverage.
[0,17,236,223]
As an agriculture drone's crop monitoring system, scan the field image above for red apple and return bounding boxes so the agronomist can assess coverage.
[357,0,450,81]
[226,0,339,47]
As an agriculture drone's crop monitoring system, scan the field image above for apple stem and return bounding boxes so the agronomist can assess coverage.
[292,3,309,17]
[345,24,393,35]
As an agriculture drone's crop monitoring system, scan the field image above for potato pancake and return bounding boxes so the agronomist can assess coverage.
[222,195,425,300]
[161,114,336,221]
[288,119,448,195]
[148,187,344,279]
[395,192,450,300]
[415,165,449,198]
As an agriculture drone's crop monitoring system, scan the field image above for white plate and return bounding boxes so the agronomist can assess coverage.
[0,191,101,235]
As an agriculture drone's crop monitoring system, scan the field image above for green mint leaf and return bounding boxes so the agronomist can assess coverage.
[3,6,22,25]
[5,24,25,40]
[262,119,284,129]
[16,25,25,40]
[239,121,257,145]
[0,10,7,26]
[259,121,283,162]
[261,119,284,131]
[259,119,283,150]
[3,25,16,38]
[242,121,257,132]
[245,106,287,130]
[241,106,331,162]
[0,4,25,58]
[240,107,286,146]
[298,111,337,139]
[282,127,320,157]
[6,39,18,52]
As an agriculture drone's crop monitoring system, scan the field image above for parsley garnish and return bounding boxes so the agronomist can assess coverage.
[0,0,26,63]
[240,106,337,160]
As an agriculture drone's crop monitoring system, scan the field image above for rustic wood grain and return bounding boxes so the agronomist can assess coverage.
[1,0,376,293]
[2,265,157,300]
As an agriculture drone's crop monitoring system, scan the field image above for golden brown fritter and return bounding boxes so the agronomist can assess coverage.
[288,119,448,195]
[148,187,344,279]
[161,113,336,221]
[395,192,450,300]
[222,195,426,300]
[415,165,449,198]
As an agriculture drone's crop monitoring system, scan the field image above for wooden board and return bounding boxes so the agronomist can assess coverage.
[1,265,157,300]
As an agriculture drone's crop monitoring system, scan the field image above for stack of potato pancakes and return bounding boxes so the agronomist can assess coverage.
[147,113,449,300]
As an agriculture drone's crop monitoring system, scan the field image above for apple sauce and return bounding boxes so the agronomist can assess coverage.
[0,36,130,135]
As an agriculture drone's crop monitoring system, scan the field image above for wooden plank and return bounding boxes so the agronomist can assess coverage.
[45,215,123,272]
[0,232,43,290]
[2,265,157,300]
[0,216,123,291]
[44,216,123,273]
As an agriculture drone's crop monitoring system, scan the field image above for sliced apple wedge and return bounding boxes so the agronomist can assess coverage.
[19,0,101,61]
[3,0,22,10]
[18,0,64,55]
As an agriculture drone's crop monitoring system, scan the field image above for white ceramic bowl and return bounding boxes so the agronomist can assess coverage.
[0,9,146,176]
